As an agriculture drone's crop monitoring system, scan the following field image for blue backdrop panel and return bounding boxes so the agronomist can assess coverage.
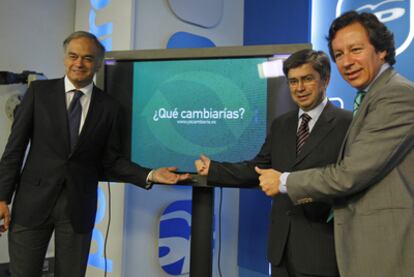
[312,0,414,110]
[241,1,311,276]
[244,0,311,45]
[167,32,216,48]
[238,189,272,274]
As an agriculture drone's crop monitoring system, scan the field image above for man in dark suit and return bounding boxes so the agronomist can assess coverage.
[0,31,189,277]
[195,49,352,277]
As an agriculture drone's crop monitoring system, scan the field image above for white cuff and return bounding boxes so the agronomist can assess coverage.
[146,170,154,185]
[279,172,290,193]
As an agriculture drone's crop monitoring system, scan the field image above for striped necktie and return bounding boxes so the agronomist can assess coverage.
[353,90,366,116]
[296,113,312,155]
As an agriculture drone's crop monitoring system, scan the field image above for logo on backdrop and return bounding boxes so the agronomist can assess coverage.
[88,0,113,272]
[89,0,113,51]
[329,97,345,109]
[88,187,113,272]
[158,200,192,275]
[336,0,414,55]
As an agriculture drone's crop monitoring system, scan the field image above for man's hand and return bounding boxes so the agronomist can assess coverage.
[255,167,281,197]
[151,167,191,184]
[0,201,11,235]
[195,154,211,176]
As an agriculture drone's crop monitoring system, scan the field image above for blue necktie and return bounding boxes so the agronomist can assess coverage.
[68,90,83,151]
[353,90,366,116]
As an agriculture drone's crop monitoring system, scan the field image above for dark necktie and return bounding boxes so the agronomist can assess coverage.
[353,90,366,116]
[68,90,83,151]
[296,113,312,155]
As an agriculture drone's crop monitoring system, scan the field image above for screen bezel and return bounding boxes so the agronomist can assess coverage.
[98,44,312,90]
[97,44,311,183]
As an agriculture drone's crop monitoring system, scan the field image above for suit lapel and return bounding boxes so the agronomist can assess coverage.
[45,79,71,154]
[339,67,396,159]
[283,113,299,168]
[294,102,336,165]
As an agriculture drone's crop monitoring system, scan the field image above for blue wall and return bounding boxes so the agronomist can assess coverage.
[244,0,311,45]
[240,1,312,276]
[312,0,414,110]
[242,1,414,276]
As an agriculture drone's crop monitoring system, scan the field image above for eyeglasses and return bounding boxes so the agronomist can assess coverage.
[288,74,317,88]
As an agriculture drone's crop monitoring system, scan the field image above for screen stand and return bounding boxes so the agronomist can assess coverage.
[190,186,214,277]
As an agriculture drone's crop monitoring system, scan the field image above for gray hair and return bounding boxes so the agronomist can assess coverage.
[63,31,105,61]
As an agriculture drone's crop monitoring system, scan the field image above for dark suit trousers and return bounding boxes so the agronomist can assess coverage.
[8,189,92,277]
[271,235,339,277]
[272,258,326,277]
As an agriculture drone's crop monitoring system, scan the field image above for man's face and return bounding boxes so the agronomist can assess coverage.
[64,37,102,89]
[331,22,386,90]
[287,63,327,111]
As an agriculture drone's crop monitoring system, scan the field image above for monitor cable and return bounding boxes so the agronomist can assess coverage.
[217,187,223,277]
[103,182,111,277]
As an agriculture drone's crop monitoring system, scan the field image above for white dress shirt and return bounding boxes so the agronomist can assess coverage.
[279,97,328,193]
[64,76,93,134]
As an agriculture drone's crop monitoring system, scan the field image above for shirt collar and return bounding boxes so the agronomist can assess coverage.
[364,63,390,92]
[64,76,93,97]
[298,97,328,120]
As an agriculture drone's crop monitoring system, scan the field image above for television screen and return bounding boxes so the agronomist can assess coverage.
[102,45,309,174]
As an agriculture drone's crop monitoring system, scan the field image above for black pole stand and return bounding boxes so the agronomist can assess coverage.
[189,185,214,277]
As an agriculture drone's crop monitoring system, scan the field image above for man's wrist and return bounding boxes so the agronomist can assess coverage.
[146,170,154,184]
[279,172,290,193]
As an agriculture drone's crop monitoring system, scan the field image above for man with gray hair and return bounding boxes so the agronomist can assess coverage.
[0,31,189,276]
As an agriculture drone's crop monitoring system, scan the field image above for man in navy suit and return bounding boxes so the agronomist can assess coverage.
[195,49,352,277]
[0,31,189,277]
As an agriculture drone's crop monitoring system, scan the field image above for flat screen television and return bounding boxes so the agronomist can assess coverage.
[99,44,310,176]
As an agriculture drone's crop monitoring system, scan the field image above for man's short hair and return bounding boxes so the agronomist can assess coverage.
[63,31,105,61]
[283,49,331,81]
[327,11,396,65]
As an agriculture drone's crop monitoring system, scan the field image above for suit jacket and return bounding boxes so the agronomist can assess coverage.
[288,68,414,277]
[208,101,352,275]
[0,78,150,233]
